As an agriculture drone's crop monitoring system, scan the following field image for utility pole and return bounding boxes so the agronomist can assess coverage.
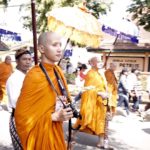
[31,0,38,65]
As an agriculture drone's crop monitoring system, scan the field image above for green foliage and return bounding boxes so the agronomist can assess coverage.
[86,0,112,18]
[0,0,9,6]
[61,0,81,7]
[22,0,54,33]
[128,0,150,31]
[0,0,112,33]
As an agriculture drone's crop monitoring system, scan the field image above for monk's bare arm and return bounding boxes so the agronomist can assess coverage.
[51,107,73,121]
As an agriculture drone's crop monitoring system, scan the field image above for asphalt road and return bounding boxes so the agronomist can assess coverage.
[0,108,150,150]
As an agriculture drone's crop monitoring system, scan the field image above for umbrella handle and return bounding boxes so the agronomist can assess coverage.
[103,34,119,69]
[58,38,70,65]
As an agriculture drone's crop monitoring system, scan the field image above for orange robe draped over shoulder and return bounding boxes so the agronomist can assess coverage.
[0,62,13,101]
[15,63,70,150]
[105,69,118,109]
[74,68,107,135]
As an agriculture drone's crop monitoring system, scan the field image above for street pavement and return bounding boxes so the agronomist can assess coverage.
[0,107,150,150]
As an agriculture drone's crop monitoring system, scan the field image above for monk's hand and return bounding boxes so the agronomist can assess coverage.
[55,96,67,111]
[97,92,109,99]
[56,96,67,103]
[52,107,73,122]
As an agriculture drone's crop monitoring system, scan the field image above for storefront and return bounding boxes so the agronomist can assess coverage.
[87,43,150,72]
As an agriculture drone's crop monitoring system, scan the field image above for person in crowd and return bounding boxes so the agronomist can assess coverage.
[65,57,75,84]
[0,55,13,107]
[105,63,118,117]
[58,58,67,73]
[6,49,32,149]
[130,72,143,111]
[117,68,130,115]
[127,68,139,101]
[137,75,150,121]
[127,68,143,111]
[73,56,110,149]
[79,63,87,81]
[14,32,73,150]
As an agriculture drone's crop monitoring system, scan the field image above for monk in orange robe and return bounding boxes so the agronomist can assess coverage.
[14,32,73,150]
[105,63,118,116]
[0,56,13,103]
[74,56,108,148]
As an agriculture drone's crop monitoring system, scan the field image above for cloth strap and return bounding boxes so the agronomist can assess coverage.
[39,63,72,150]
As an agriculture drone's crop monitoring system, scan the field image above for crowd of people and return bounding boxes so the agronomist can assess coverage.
[0,31,150,150]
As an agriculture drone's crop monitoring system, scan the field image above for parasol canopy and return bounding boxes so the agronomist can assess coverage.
[46,6,103,48]
[99,15,139,44]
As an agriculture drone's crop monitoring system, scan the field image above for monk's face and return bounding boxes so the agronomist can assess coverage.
[17,54,32,73]
[5,56,11,64]
[42,33,62,64]
[91,57,103,69]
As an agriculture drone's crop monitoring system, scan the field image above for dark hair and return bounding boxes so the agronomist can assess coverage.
[15,49,31,60]
[79,64,87,70]
[119,68,128,78]
[131,68,137,73]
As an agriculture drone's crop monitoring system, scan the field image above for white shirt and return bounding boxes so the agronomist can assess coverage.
[127,73,137,91]
[6,69,25,110]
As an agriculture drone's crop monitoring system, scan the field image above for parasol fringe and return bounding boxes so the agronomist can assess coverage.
[47,16,103,48]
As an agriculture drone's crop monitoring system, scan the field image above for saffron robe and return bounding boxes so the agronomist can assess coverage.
[74,68,107,135]
[105,69,118,110]
[15,63,70,150]
[0,62,13,101]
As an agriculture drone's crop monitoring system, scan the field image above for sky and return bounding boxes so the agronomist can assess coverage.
[0,0,132,41]
[107,0,132,18]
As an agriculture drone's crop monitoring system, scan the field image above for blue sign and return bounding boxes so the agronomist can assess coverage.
[0,28,21,41]
[102,25,139,44]
[64,49,73,57]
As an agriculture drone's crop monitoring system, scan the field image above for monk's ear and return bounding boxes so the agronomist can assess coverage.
[38,45,45,54]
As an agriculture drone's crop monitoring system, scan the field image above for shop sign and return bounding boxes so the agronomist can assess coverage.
[107,57,144,71]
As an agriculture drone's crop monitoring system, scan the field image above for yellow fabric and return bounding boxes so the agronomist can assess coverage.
[15,63,70,150]
[0,62,13,85]
[105,69,118,112]
[74,68,107,135]
[0,62,13,102]
[47,7,103,48]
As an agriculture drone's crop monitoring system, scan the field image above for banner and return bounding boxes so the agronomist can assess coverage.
[0,28,21,41]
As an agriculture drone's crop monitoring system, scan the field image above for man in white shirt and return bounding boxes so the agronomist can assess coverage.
[6,49,32,149]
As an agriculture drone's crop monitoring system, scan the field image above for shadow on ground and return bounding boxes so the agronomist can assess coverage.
[0,145,13,150]
[63,122,137,150]
[142,128,150,135]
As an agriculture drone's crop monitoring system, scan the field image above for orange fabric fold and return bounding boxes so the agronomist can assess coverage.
[0,62,13,101]
[15,63,69,150]
[105,69,118,109]
[0,62,13,85]
[74,69,107,135]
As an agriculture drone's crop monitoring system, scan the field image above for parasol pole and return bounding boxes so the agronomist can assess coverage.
[103,34,119,69]
[31,0,38,65]
[58,28,74,65]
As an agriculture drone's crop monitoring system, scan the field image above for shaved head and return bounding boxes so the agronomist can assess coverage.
[38,31,61,47]
[89,56,103,69]
[89,56,98,65]
[37,31,62,64]
[5,55,11,64]
[109,63,117,71]
[5,55,11,60]
[38,31,53,46]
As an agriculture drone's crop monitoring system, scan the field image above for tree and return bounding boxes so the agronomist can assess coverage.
[86,0,112,18]
[0,0,112,32]
[128,0,150,31]
[0,0,9,5]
